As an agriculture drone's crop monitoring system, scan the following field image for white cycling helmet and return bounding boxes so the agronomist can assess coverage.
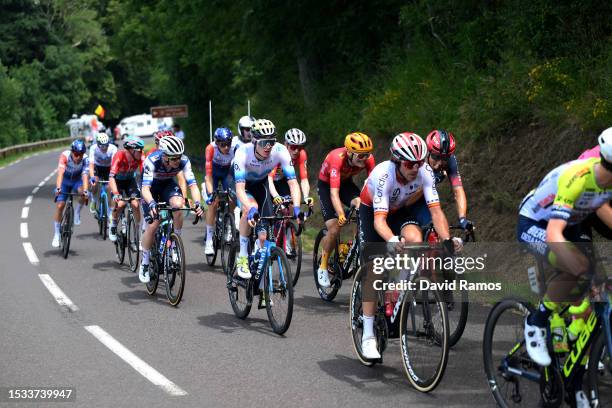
[251,119,276,140]
[96,132,109,145]
[284,128,306,145]
[237,115,255,142]
[159,135,185,156]
[599,127,612,162]
[390,132,428,162]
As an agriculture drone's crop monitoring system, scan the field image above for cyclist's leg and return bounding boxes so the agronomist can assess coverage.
[317,180,340,271]
[52,180,71,245]
[73,179,85,225]
[98,166,111,217]
[126,179,141,223]
[205,175,223,248]
[163,181,184,234]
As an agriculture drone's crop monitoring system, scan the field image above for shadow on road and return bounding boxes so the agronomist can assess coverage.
[197,312,279,337]
[117,286,177,309]
[41,249,80,258]
[293,295,349,316]
[92,260,122,272]
[0,185,44,202]
[190,261,225,275]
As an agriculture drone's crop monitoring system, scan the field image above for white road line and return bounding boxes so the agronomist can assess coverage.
[38,274,79,312]
[14,159,21,164]
[25,195,33,205]
[38,180,45,187]
[21,207,29,219]
[20,223,28,239]
[22,242,39,265]
[32,186,40,194]
[84,325,187,396]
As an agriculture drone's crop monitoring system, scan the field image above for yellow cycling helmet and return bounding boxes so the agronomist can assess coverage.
[344,132,373,154]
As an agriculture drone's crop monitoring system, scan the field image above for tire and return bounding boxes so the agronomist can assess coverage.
[165,232,186,306]
[399,276,449,392]
[61,203,73,259]
[226,243,251,319]
[221,212,235,275]
[115,226,126,265]
[312,228,340,301]
[101,198,108,241]
[145,254,159,296]
[205,218,219,267]
[127,212,140,273]
[283,221,302,287]
[264,246,294,334]
[587,330,612,406]
[483,298,542,407]
[441,270,469,348]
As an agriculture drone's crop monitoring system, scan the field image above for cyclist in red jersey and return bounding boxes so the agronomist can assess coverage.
[316,132,375,287]
[268,128,313,207]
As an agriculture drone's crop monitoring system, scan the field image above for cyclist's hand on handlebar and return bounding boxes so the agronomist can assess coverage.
[55,187,61,197]
[273,196,283,206]
[443,237,464,255]
[304,196,314,207]
[293,206,303,222]
[112,193,122,203]
[247,207,259,228]
[90,176,97,185]
[193,201,204,217]
[459,217,474,231]
[337,213,347,226]
[81,190,89,199]
[148,200,158,221]
[205,195,214,206]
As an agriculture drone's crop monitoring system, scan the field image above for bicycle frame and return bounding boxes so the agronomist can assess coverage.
[96,180,110,217]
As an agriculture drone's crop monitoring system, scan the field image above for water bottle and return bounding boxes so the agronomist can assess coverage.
[550,313,568,353]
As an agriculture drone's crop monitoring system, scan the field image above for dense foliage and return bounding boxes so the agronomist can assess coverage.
[0,0,610,149]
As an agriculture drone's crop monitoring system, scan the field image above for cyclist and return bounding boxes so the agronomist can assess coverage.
[268,128,314,208]
[108,136,145,242]
[140,136,204,283]
[52,140,90,247]
[517,129,612,404]
[316,132,375,287]
[88,132,118,214]
[425,129,473,230]
[203,127,235,256]
[358,132,461,359]
[147,130,188,198]
[233,119,302,279]
[232,115,255,154]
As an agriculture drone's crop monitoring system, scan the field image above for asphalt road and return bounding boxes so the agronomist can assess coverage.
[0,149,495,407]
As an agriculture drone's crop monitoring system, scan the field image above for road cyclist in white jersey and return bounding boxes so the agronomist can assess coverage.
[139,136,204,283]
[233,118,303,279]
[228,115,256,228]
[88,132,118,215]
[358,132,462,359]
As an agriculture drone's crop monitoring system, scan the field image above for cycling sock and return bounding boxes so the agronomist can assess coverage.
[142,250,150,265]
[76,203,83,214]
[175,229,181,236]
[206,225,214,242]
[528,302,553,328]
[362,315,375,339]
[239,235,249,257]
[320,250,329,270]
[53,221,60,235]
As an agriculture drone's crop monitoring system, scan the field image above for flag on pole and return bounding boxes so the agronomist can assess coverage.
[94,104,105,119]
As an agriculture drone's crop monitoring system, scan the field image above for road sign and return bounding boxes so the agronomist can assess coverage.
[151,105,189,118]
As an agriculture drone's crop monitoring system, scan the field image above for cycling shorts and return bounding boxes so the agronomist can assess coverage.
[359,204,422,243]
[116,178,140,198]
[273,178,291,198]
[56,178,83,203]
[317,179,360,221]
[142,179,182,216]
[94,165,110,181]
[237,179,273,217]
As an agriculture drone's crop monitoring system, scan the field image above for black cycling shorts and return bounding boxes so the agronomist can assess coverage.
[317,179,360,221]
[115,178,140,198]
[358,204,420,243]
[94,165,110,181]
[237,179,274,217]
[273,178,291,198]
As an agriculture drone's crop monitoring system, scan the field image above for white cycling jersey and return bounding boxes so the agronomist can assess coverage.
[233,142,296,183]
[89,143,117,167]
[361,160,440,215]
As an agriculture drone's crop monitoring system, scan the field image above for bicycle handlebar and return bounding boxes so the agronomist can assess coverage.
[154,202,201,225]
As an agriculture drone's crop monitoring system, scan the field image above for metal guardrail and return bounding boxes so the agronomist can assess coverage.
[0,137,73,160]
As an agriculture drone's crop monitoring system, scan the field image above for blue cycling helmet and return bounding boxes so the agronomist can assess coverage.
[214,127,233,142]
[71,139,86,154]
[123,135,145,150]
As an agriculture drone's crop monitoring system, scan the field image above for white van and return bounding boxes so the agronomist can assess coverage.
[118,114,173,139]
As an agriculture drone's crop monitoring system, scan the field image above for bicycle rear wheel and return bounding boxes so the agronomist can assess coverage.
[312,228,340,301]
[441,270,469,347]
[101,198,108,240]
[226,243,251,319]
[61,203,73,259]
[483,298,543,407]
[165,232,186,306]
[221,212,235,274]
[127,212,140,273]
[587,330,612,406]
[145,253,159,295]
[399,276,449,392]
[115,214,126,264]
[284,221,302,287]
[264,246,293,334]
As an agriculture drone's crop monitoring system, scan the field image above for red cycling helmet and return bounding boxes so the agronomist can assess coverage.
[154,130,175,145]
[426,129,456,157]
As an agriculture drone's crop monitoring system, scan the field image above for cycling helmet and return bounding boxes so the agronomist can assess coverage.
[251,119,276,140]
[71,139,86,154]
[284,128,307,145]
[123,135,145,150]
[159,135,184,156]
[344,132,373,154]
[98,124,106,132]
[599,127,612,162]
[71,113,78,119]
[237,115,255,142]
[390,132,428,162]
[96,132,109,145]
[214,127,233,142]
[426,129,456,157]
[154,130,174,145]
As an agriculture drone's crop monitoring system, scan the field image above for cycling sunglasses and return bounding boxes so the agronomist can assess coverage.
[256,139,275,149]
[351,152,371,160]
[165,155,181,162]
[401,159,424,169]
[287,145,304,152]
[217,141,231,148]
[430,153,450,162]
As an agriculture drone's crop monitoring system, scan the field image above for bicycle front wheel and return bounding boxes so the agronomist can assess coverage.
[399,276,449,392]
[284,221,302,287]
[312,228,340,301]
[587,329,612,406]
[221,212,235,274]
[145,253,159,296]
[101,198,108,240]
[165,232,186,306]
[127,212,140,273]
[61,204,73,259]
[226,243,251,319]
[441,270,469,347]
[264,246,294,334]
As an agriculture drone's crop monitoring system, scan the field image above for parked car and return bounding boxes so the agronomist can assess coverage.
[118,114,173,139]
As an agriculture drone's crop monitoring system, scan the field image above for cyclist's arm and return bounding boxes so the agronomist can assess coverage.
[299,150,310,199]
[108,153,121,195]
[109,176,118,196]
[204,144,214,195]
[287,178,301,209]
[279,146,300,208]
[268,171,280,198]
[235,182,252,213]
[55,167,65,190]
[430,205,450,240]
[188,182,202,205]
[330,188,344,219]
[81,157,89,191]
[596,202,612,228]
[374,214,395,241]
[453,185,468,219]
[422,165,448,239]
[88,146,95,179]
[177,171,188,199]
[179,158,197,203]
[142,185,153,204]
[300,178,310,201]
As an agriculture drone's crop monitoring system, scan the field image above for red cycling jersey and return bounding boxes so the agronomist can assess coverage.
[270,149,308,181]
[110,150,142,181]
[318,147,375,188]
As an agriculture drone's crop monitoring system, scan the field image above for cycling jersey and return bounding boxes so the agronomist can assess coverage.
[360,160,440,216]
[58,150,89,181]
[578,145,601,160]
[88,143,117,167]
[233,143,295,183]
[270,149,308,181]
[142,150,196,187]
[432,154,462,187]
[110,150,142,181]
[231,136,248,156]
[205,142,234,174]
[318,147,375,188]
[519,158,612,225]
